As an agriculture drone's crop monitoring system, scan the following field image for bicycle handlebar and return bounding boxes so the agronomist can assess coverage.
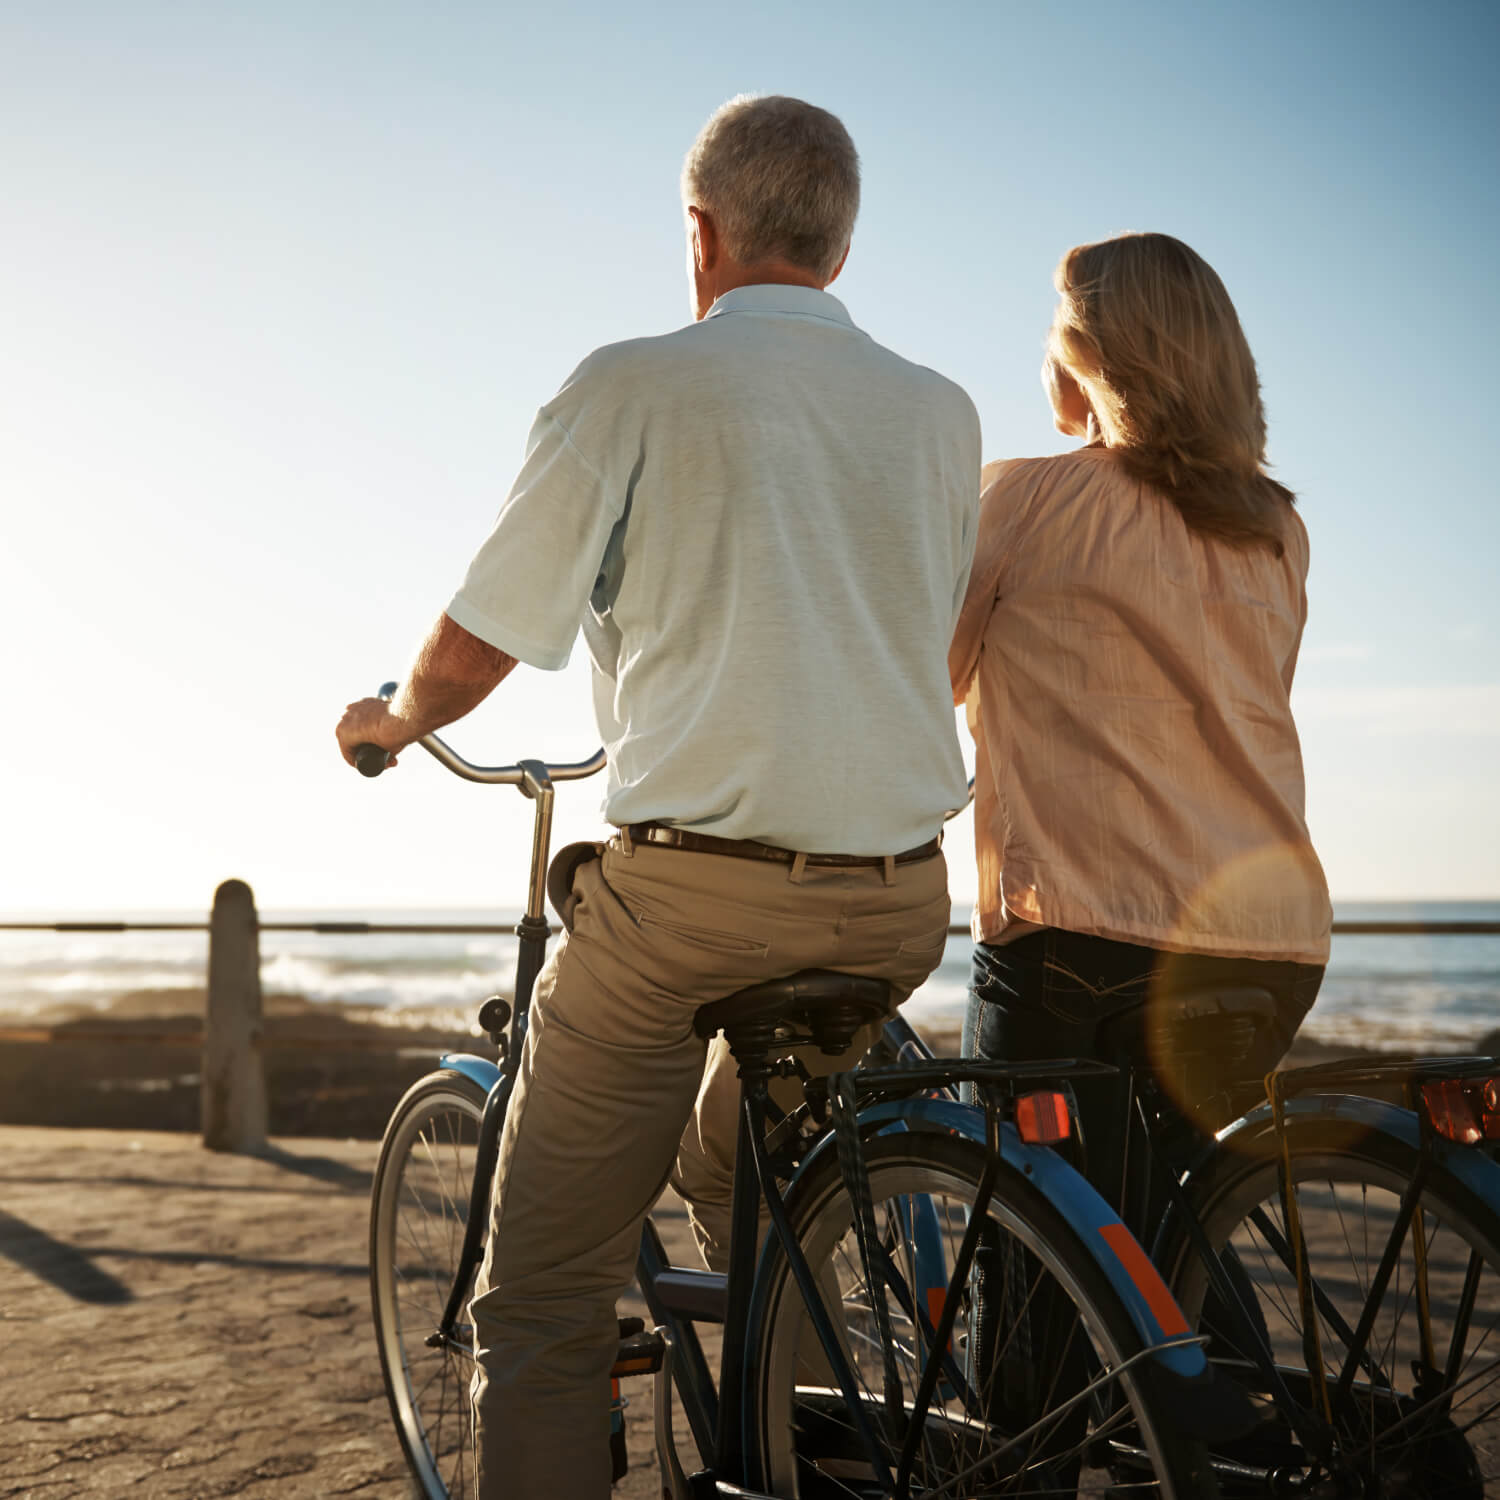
[352,681,607,787]
[352,680,967,808]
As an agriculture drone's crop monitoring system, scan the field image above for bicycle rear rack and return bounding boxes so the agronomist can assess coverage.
[1275,1052,1498,1097]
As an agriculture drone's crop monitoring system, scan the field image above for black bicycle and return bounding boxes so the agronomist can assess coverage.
[354,688,1228,1498]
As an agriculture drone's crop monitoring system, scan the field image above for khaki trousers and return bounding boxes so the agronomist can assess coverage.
[469,839,951,1499]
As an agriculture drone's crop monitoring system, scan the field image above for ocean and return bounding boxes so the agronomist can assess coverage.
[1,901,1496,1054]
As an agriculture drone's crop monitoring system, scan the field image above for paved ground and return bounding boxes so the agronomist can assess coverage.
[0,1126,695,1499]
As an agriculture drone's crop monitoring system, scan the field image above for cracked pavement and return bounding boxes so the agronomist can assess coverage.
[0,1126,694,1498]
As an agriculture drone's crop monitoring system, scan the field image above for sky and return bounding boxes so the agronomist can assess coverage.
[1,0,1496,913]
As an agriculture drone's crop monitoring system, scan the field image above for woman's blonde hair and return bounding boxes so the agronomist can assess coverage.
[1048,232,1294,551]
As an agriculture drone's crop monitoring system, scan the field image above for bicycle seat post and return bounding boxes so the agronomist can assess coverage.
[714,1024,781,1482]
[693,971,893,1488]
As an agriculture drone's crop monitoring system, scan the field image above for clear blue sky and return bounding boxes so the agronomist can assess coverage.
[2,0,1495,911]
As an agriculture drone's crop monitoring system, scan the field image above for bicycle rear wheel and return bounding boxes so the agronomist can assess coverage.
[370,1069,488,1500]
[1165,1117,1500,1497]
[751,1132,1215,1497]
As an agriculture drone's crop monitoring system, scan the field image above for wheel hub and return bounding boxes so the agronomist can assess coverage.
[1332,1394,1483,1500]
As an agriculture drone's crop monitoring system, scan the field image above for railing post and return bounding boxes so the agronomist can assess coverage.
[203,878,267,1153]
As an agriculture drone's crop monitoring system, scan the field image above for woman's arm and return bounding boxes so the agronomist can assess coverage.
[1279,512,1313,696]
[948,460,1024,702]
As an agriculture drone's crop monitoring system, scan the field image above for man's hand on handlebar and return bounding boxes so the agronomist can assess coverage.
[336,698,418,771]
[336,613,521,775]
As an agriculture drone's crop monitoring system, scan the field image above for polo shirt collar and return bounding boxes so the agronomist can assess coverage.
[705,283,855,328]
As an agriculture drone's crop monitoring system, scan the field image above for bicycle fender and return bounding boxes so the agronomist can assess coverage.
[775,1096,1207,1379]
[1208,1092,1500,1203]
[438,1053,504,1094]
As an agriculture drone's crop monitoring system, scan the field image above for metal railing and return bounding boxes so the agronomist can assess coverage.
[6,920,1497,936]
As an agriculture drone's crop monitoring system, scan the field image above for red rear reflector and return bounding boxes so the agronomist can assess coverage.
[1485,1080,1500,1141]
[1421,1079,1499,1145]
[1016,1090,1071,1145]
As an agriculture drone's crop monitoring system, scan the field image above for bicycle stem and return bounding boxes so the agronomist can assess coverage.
[516,760,555,924]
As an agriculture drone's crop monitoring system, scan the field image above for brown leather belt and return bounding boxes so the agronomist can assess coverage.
[621,823,941,867]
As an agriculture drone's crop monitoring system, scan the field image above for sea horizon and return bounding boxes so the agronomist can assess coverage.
[2,898,1496,1056]
[5,897,1498,917]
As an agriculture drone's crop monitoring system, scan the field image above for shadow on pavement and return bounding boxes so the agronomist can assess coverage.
[0,1173,365,1196]
[255,1143,372,1192]
[79,1245,367,1277]
[0,1208,134,1304]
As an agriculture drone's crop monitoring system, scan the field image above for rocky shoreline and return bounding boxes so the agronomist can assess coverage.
[0,990,491,1139]
[2,988,1494,1140]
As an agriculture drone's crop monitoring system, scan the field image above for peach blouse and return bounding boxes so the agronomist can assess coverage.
[949,447,1331,964]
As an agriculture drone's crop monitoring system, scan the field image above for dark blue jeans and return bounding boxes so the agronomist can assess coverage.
[963,929,1324,1218]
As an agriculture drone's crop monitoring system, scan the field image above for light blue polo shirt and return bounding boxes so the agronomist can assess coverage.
[448,284,980,854]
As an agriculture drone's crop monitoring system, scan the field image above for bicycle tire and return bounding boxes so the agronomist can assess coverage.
[370,1068,489,1500]
[1162,1115,1500,1497]
[751,1131,1217,1497]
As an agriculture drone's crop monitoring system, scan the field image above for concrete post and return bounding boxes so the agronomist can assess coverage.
[203,878,268,1153]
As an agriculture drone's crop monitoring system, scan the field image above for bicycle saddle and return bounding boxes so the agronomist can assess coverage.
[694,970,892,1056]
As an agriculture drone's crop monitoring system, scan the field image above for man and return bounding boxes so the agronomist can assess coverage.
[337,94,979,1498]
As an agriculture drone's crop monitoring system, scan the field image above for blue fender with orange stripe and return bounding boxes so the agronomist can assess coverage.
[783,1096,1207,1379]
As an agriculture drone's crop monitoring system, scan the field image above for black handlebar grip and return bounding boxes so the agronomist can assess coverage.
[354,744,391,778]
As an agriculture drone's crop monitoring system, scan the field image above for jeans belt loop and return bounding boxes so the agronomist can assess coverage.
[788,850,808,885]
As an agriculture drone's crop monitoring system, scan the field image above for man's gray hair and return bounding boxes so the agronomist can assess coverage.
[682,95,860,282]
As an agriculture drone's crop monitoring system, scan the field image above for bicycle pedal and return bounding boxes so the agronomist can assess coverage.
[610,1326,667,1378]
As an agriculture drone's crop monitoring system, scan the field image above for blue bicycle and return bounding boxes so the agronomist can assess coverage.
[357,698,1232,1498]
[867,975,1500,1495]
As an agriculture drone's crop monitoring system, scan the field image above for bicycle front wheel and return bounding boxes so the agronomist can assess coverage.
[1165,1117,1500,1497]
[370,1069,489,1500]
[751,1132,1214,1497]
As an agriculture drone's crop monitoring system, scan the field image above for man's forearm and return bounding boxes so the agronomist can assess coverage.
[391,612,519,739]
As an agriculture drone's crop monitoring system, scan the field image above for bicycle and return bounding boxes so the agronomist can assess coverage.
[876,973,1500,1495]
[1155,1037,1500,1495]
[352,684,1231,1498]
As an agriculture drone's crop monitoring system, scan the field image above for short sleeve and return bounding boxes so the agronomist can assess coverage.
[447,405,625,671]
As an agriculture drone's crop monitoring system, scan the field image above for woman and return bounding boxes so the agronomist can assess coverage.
[950,232,1331,1205]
